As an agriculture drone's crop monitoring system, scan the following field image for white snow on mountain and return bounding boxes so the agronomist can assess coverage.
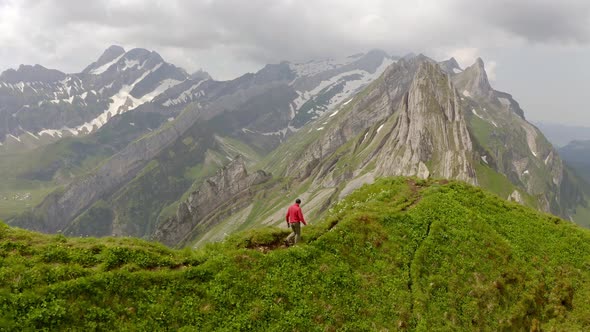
[122,59,141,71]
[37,65,182,137]
[291,56,395,121]
[90,53,126,75]
[162,79,207,107]
[289,55,359,77]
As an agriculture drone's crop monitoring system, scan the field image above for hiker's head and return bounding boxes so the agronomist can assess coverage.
[295,198,301,204]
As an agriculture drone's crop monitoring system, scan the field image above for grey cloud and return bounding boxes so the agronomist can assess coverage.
[2,0,590,77]
[462,0,590,43]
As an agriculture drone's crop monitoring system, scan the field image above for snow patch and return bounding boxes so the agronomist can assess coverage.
[291,56,394,119]
[361,132,369,144]
[26,131,39,140]
[90,53,125,75]
[377,124,384,133]
[122,59,140,71]
[523,170,529,175]
[129,122,135,126]
[544,153,552,165]
[481,155,488,164]
[39,129,63,138]
[343,98,353,106]
[462,90,471,97]
[167,117,174,122]
[162,80,206,107]
[317,127,324,131]
[289,56,358,77]
[329,110,339,117]
[472,109,484,119]
[8,134,21,142]
[52,64,175,135]
[452,68,463,74]
[521,122,539,158]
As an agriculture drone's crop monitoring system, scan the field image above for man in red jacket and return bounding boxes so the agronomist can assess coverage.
[285,198,307,246]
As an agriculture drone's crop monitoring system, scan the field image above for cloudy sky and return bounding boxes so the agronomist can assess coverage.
[1,0,589,125]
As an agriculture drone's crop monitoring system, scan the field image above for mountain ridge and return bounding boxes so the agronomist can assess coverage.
[2,178,590,330]
[3,47,588,250]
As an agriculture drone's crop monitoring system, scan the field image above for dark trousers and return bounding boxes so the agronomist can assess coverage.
[286,222,301,244]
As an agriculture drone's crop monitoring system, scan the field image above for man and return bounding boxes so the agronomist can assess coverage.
[285,198,307,245]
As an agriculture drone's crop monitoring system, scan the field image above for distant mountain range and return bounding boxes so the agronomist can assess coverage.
[2,45,588,246]
[534,122,590,147]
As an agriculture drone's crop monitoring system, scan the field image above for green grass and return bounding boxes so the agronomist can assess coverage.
[475,162,515,200]
[0,186,58,221]
[1,177,590,330]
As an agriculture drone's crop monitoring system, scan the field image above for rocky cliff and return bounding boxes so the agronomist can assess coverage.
[154,156,271,246]
[372,61,476,183]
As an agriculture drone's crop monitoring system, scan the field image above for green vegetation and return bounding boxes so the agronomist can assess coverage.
[0,186,58,221]
[1,177,590,330]
[0,111,167,222]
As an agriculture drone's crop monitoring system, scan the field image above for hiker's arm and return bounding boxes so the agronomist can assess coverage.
[299,209,306,225]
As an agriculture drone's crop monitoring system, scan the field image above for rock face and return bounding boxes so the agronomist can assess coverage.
[154,156,271,247]
[454,58,493,99]
[438,57,462,75]
[508,190,524,204]
[284,56,476,185]
[373,61,476,183]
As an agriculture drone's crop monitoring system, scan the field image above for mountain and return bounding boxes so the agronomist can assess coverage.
[151,54,586,248]
[2,178,590,330]
[535,122,590,148]
[560,140,590,182]
[0,45,200,151]
[7,48,397,238]
[4,47,587,248]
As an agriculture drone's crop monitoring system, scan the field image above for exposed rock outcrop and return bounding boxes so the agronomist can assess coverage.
[154,156,271,247]
[373,61,476,183]
[508,190,524,205]
[287,55,433,180]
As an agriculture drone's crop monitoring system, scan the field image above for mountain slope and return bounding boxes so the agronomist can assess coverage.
[2,178,590,330]
[7,48,586,248]
[166,54,585,247]
[8,49,396,239]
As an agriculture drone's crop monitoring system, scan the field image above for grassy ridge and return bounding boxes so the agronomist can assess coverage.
[1,178,590,330]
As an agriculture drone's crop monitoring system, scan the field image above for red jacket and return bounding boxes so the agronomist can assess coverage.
[286,203,306,225]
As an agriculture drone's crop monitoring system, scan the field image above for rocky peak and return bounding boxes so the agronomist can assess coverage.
[82,45,126,74]
[125,48,163,63]
[253,62,296,85]
[373,61,476,183]
[456,57,493,98]
[0,64,66,83]
[99,45,125,62]
[438,57,462,75]
[353,49,391,73]
[190,69,212,81]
